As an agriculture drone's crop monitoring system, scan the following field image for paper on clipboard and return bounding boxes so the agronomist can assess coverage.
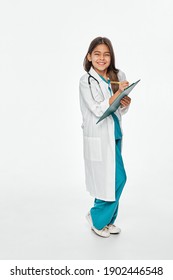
[96,79,140,124]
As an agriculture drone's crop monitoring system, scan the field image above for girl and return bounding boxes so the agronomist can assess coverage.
[79,37,131,238]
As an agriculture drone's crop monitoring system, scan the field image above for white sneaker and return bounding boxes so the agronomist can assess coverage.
[107,224,121,234]
[86,212,110,238]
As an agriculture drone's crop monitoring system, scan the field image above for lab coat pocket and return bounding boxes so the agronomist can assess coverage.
[84,137,102,161]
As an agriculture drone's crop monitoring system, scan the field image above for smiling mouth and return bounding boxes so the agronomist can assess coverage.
[97,62,106,65]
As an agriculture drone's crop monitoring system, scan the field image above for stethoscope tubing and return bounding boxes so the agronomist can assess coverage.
[87,72,105,102]
[87,72,100,86]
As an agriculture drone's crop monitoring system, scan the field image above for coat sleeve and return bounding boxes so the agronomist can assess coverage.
[79,78,110,118]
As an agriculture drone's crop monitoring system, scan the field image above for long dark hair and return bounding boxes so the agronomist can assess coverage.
[83,37,119,93]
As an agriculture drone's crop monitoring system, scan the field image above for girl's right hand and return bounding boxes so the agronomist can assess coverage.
[109,80,129,105]
[118,80,129,93]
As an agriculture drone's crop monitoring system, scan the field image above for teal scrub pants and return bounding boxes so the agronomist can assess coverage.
[90,139,127,230]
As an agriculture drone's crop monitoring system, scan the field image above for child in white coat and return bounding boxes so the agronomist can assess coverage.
[79,37,131,237]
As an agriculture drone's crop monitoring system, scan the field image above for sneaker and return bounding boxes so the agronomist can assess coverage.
[86,212,110,238]
[107,224,121,234]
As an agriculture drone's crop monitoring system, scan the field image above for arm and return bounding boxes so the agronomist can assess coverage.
[109,81,129,105]
[117,71,131,114]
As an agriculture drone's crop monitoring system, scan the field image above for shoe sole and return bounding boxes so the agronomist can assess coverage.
[108,227,121,234]
[91,228,110,238]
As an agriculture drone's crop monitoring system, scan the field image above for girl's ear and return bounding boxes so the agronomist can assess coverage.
[87,53,92,62]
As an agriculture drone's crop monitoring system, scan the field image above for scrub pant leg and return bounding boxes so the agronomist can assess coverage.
[90,139,127,230]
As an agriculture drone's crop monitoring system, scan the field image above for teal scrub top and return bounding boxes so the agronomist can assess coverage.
[99,75,122,140]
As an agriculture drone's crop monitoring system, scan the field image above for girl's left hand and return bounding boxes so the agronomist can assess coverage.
[120,96,131,107]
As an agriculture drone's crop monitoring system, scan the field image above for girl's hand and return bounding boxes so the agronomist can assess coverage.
[109,81,130,106]
[118,80,129,93]
[120,96,131,107]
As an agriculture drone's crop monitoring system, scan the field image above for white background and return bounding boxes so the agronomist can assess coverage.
[0,0,173,260]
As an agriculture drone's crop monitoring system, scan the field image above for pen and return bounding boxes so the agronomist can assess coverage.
[110,81,121,84]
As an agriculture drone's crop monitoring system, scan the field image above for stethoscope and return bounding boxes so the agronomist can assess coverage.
[87,72,106,102]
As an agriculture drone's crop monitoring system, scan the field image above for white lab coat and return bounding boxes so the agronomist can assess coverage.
[79,67,128,201]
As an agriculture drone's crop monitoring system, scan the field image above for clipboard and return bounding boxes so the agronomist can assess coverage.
[96,79,140,124]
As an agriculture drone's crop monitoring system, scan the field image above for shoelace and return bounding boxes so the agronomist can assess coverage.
[103,226,110,231]
[107,224,116,229]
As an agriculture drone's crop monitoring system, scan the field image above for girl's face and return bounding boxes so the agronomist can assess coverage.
[87,44,111,76]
